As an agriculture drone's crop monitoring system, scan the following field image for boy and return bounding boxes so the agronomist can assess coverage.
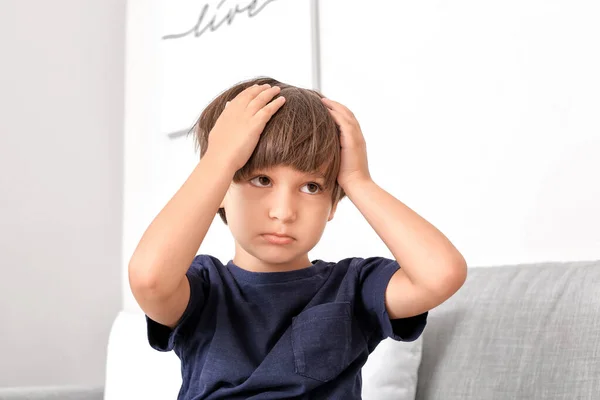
[129,77,467,399]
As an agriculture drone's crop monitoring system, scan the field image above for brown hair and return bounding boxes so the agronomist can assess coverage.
[190,76,346,224]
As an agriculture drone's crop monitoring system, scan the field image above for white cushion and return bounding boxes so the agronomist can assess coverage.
[104,311,180,400]
[361,336,423,400]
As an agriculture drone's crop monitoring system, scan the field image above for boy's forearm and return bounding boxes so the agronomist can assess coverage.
[344,178,467,294]
[129,153,235,296]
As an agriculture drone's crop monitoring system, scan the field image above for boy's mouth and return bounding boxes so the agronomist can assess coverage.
[261,233,295,245]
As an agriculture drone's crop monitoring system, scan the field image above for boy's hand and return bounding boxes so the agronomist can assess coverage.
[321,98,372,189]
[207,84,285,171]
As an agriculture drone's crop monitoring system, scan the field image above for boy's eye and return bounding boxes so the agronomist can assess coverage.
[249,176,323,194]
[301,183,322,194]
[250,176,272,187]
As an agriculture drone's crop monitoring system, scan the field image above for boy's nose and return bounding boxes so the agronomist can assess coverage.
[268,192,297,223]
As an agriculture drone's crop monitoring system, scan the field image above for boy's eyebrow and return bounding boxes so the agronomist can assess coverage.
[250,169,327,181]
[308,171,326,180]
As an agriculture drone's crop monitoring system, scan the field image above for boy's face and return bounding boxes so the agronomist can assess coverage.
[222,164,338,272]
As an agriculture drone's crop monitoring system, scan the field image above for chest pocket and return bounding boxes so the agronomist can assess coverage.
[291,302,352,382]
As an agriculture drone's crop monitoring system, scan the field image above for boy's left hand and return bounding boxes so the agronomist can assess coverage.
[321,98,372,189]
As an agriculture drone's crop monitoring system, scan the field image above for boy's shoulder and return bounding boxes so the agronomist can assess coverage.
[190,253,224,269]
[190,253,397,271]
[188,253,400,287]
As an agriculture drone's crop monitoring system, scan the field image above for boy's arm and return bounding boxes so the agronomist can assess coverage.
[321,97,467,320]
[344,179,467,319]
[129,154,236,328]
[129,83,285,328]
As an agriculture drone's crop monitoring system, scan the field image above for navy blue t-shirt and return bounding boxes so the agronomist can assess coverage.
[146,254,427,399]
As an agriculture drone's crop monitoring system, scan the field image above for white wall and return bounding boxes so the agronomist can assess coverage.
[318,0,600,267]
[0,0,124,388]
[122,0,600,317]
[103,0,599,395]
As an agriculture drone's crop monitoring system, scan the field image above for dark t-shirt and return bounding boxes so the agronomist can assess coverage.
[146,254,428,400]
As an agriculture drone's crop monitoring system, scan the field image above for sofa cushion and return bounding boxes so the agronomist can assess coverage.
[362,336,422,400]
[416,260,600,400]
[104,311,181,400]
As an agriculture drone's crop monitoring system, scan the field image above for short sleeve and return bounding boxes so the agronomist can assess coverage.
[354,257,428,343]
[146,256,209,352]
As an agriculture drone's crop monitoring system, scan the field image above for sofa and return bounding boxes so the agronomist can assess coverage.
[100,258,600,400]
[416,259,600,399]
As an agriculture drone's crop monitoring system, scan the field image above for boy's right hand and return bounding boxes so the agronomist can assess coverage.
[206,83,285,171]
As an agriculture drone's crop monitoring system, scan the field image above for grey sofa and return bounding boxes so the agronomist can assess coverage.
[0,386,103,400]
[416,259,600,400]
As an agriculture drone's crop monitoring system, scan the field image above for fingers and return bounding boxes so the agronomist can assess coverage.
[322,97,354,116]
[230,83,282,116]
[254,95,286,123]
[237,83,269,103]
[321,97,345,110]
[246,85,282,115]
[321,97,357,126]
[325,106,344,124]
[322,99,351,125]
[224,83,285,127]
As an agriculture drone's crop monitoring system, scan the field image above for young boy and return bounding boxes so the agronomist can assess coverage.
[129,77,467,399]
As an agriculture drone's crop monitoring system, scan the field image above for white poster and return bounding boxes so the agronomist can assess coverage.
[158,0,315,137]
